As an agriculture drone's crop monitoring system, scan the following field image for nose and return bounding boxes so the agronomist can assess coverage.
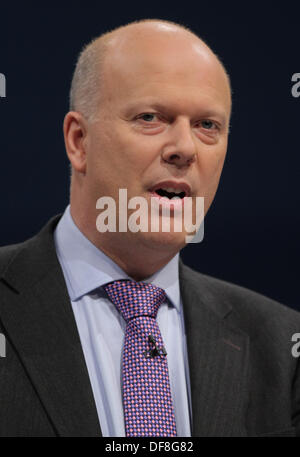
[161,117,197,167]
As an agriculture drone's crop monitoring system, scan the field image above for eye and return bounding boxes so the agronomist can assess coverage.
[199,120,218,130]
[137,113,158,122]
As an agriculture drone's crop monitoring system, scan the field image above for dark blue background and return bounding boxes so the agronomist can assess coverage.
[0,2,299,310]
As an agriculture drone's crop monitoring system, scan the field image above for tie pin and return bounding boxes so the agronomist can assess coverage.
[144,334,167,358]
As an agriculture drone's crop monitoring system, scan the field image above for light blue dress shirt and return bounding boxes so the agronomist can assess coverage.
[54,205,192,436]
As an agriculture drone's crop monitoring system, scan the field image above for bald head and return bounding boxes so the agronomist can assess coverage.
[69,19,231,121]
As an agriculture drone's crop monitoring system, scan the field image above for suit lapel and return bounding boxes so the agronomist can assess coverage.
[179,261,249,437]
[0,214,249,437]
[0,215,101,436]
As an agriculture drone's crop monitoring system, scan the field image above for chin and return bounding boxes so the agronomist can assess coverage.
[137,230,188,252]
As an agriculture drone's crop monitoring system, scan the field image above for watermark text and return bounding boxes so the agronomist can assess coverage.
[96,189,204,243]
[0,333,6,358]
[0,73,6,98]
[291,333,300,358]
[291,73,300,98]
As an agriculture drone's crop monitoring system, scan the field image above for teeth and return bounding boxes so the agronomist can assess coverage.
[171,196,181,200]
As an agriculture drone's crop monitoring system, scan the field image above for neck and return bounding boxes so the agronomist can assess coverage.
[69,205,180,281]
[95,241,176,281]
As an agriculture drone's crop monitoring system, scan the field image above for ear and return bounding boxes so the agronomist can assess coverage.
[63,111,88,174]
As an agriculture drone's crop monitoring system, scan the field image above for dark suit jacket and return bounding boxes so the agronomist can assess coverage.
[0,214,299,437]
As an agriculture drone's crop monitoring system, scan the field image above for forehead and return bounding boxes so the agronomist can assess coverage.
[101,32,231,115]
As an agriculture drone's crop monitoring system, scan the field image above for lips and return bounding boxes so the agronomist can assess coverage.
[148,181,191,199]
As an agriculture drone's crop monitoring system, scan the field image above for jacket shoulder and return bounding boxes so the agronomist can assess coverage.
[180,262,300,329]
[0,214,62,278]
[0,240,29,276]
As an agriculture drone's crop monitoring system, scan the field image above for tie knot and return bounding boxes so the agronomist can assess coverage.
[103,280,166,322]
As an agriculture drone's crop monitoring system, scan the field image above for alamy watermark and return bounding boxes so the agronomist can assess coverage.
[0,73,6,98]
[95,189,205,243]
[291,73,300,98]
[291,333,300,358]
[0,333,6,358]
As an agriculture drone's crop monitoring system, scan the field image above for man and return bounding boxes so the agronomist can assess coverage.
[0,19,299,437]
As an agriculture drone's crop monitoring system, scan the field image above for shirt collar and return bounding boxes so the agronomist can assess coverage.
[54,205,181,311]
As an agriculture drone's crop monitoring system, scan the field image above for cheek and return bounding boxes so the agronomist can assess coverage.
[201,143,227,179]
[87,127,156,187]
[113,128,160,174]
[198,143,227,204]
[87,128,123,173]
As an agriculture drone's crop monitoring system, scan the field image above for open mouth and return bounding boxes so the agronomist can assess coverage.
[149,182,191,202]
[155,188,186,199]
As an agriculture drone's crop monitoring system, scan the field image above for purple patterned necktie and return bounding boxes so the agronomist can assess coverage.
[103,280,177,437]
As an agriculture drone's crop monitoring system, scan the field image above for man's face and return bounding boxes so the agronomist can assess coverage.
[83,31,231,251]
